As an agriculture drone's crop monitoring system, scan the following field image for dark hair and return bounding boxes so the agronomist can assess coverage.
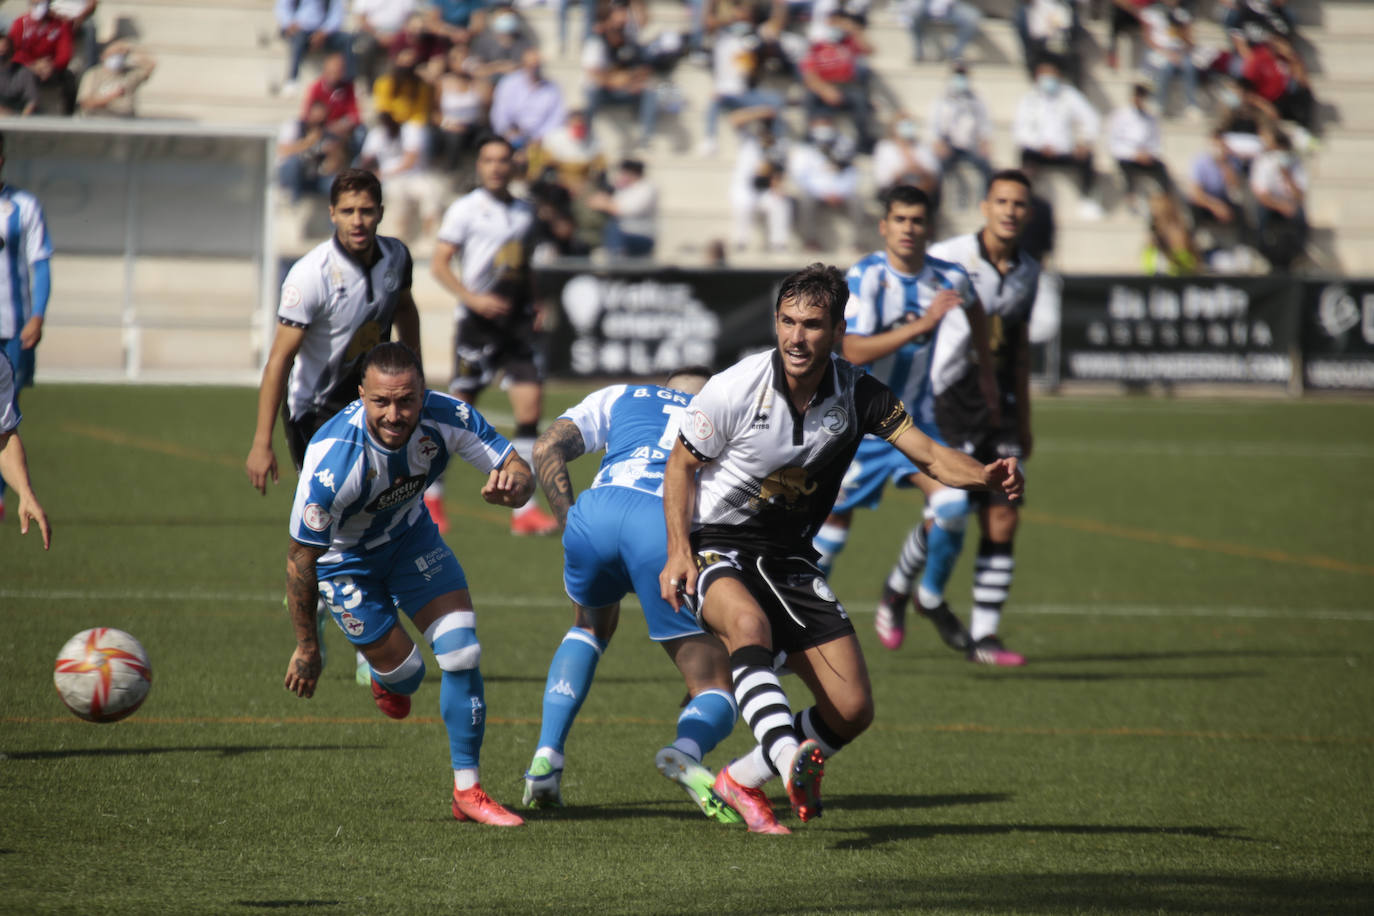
[775,263,847,329]
[330,168,382,207]
[881,184,930,217]
[986,168,1032,196]
[361,342,423,382]
[619,157,645,176]
[475,132,514,158]
[665,365,713,387]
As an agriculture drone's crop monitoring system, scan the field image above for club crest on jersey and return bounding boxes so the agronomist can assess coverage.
[365,474,427,512]
[812,577,836,603]
[339,611,365,637]
[417,437,438,459]
[822,407,848,435]
[302,503,331,531]
[280,284,302,312]
[382,269,398,293]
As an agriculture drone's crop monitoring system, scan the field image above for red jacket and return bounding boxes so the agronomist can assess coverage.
[304,78,360,127]
[9,14,73,70]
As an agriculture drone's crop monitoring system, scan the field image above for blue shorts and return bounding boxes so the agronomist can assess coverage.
[563,486,704,642]
[832,420,946,514]
[2,338,34,390]
[314,519,468,646]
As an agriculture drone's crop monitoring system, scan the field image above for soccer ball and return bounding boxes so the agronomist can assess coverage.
[53,628,153,723]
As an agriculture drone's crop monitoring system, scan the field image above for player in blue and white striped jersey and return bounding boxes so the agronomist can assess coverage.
[520,368,740,823]
[0,136,54,522]
[812,185,999,654]
[0,350,48,549]
[283,342,534,827]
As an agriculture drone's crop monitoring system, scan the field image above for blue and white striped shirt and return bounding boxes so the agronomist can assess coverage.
[560,383,694,498]
[0,184,54,341]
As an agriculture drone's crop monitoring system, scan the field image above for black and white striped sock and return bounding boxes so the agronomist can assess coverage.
[731,645,799,777]
[793,706,848,758]
[970,539,1014,641]
[885,521,929,595]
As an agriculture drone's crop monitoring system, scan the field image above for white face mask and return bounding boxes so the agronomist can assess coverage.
[811,125,836,145]
[896,120,919,142]
[493,14,519,34]
[105,53,126,71]
[1037,74,1061,96]
[32,2,49,20]
[949,74,970,93]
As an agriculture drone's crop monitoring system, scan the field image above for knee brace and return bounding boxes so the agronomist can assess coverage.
[927,487,970,533]
[374,644,426,695]
[426,611,482,672]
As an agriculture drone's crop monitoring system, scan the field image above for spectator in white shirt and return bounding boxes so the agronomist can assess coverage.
[872,116,941,206]
[356,112,447,238]
[700,0,785,155]
[928,61,993,203]
[1014,58,1102,219]
[1106,82,1172,212]
[729,117,792,252]
[490,48,566,150]
[1140,0,1199,115]
[788,116,865,251]
[1249,127,1307,270]
[353,0,415,85]
[907,0,982,64]
[1016,0,1081,85]
[589,158,657,258]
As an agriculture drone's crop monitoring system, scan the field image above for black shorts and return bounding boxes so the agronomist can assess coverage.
[282,404,341,471]
[688,538,855,656]
[935,368,1025,509]
[450,313,544,395]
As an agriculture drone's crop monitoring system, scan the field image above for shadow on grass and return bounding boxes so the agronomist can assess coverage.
[805,873,1374,915]
[976,670,1265,683]
[507,798,717,824]
[830,792,1012,812]
[3,744,383,761]
[235,902,341,910]
[830,822,1253,852]
[1035,649,1353,664]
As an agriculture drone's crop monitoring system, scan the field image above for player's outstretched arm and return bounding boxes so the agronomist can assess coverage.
[0,430,51,550]
[247,324,307,494]
[532,418,586,530]
[842,288,963,366]
[659,441,706,612]
[481,450,535,508]
[893,424,1023,498]
[284,539,327,698]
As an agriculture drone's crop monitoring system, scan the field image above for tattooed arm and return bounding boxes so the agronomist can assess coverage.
[531,418,587,530]
[284,539,327,698]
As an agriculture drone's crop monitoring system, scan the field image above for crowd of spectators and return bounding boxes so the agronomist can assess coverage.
[257,0,1323,272]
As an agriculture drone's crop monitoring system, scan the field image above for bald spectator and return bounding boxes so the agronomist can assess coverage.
[0,35,38,116]
[76,39,155,118]
[490,48,566,149]
[275,0,353,95]
[9,0,78,113]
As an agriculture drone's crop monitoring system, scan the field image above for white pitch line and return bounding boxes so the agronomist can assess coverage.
[1033,440,1374,459]
[1,588,1370,622]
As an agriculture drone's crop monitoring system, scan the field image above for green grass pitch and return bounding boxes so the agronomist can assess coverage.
[1,384,1371,915]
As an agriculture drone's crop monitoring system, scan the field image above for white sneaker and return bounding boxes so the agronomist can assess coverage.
[1077,198,1104,221]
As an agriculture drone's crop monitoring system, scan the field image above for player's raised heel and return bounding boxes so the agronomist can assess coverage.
[711,768,790,835]
[369,676,411,719]
[522,756,564,808]
[967,635,1027,667]
[423,494,450,535]
[786,739,825,823]
[875,586,908,650]
[452,784,525,826]
[917,600,973,652]
[654,746,743,824]
[511,504,559,536]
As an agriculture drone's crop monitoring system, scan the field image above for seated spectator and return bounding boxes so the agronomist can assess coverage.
[1105,0,1150,70]
[357,112,448,238]
[1213,74,1272,154]
[50,0,96,71]
[588,158,657,258]
[373,47,434,124]
[729,116,792,252]
[1249,127,1307,270]
[277,100,349,203]
[303,51,363,152]
[927,61,993,205]
[1107,82,1171,212]
[872,116,941,208]
[561,0,645,56]
[432,44,490,172]
[391,11,449,70]
[529,108,606,195]
[1186,128,1247,236]
[1140,0,1200,117]
[76,39,155,118]
[906,0,982,65]
[788,116,865,251]
[353,0,416,86]
[491,48,565,150]
[1141,191,1200,275]
[700,0,785,156]
[275,0,353,95]
[470,3,535,83]
[426,0,491,44]
[581,3,659,149]
[1014,59,1102,219]
[0,35,39,117]
[1016,0,1081,85]
[800,8,877,153]
[1222,0,1297,45]
[1237,31,1315,131]
[9,0,78,114]
[529,177,591,264]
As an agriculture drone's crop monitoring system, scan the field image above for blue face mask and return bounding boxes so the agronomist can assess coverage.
[1038,74,1061,95]
[950,74,969,93]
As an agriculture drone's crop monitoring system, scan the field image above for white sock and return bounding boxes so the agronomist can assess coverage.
[533,747,564,769]
[970,608,1000,642]
[727,745,774,789]
[916,585,943,610]
[454,767,479,791]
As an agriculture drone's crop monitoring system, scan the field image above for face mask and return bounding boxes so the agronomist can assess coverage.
[493,14,519,34]
[1279,151,1297,168]
[570,122,587,141]
[1219,88,1241,109]
[32,2,49,20]
[1037,74,1060,95]
[896,120,919,142]
[810,125,836,145]
[105,54,126,71]
[730,21,753,36]
[825,26,846,43]
[949,74,969,93]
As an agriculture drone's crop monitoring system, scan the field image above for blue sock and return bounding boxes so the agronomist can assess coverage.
[812,521,850,577]
[536,628,606,754]
[439,667,485,769]
[673,688,738,760]
[920,520,966,604]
